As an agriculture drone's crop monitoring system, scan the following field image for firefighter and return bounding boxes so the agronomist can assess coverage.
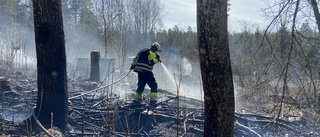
[130,42,162,102]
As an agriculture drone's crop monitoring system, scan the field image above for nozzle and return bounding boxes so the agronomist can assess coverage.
[159,59,162,63]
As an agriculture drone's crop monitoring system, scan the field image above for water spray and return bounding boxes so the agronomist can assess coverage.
[160,62,184,97]
[160,63,175,86]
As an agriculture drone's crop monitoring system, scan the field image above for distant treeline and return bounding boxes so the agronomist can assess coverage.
[1,0,319,78]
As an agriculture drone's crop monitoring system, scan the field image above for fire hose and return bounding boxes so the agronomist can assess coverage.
[69,57,161,100]
[30,70,132,136]
[33,62,162,135]
[69,69,132,100]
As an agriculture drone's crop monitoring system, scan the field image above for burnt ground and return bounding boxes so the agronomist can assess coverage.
[0,68,204,137]
[0,68,320,136]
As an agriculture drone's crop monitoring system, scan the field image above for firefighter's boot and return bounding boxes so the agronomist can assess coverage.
[134,92,142,102]
[150,92,158,102]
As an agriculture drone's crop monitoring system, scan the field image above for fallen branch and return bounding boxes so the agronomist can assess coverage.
[235,121,262,137]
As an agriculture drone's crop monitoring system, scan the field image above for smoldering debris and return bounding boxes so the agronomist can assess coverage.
[0,65,319,136]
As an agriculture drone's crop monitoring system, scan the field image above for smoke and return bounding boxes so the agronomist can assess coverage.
[65,31,107,61]
[0,4,205,102]
[153,46,204,101]
[181,57,192,75]
[0,23,37,71]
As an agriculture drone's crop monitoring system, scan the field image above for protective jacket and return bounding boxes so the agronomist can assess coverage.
[132,48,159,72]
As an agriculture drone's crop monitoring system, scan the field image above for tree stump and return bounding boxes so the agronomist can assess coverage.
[88,50,100,82]
[0,77,10,95]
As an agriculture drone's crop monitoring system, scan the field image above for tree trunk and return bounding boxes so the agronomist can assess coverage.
[89,50,100,82]
[310,0,320,33]
[32,0,68,133]
[197,0,235,136]
[310,0,320,113]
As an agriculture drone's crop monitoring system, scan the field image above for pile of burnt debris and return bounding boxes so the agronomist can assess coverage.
[0,66,204,136]
[0,68,319,136]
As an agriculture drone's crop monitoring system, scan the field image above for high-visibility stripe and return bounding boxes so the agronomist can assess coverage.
[134,66,152,72]
[136,63,153,69]
[132,48,159,72]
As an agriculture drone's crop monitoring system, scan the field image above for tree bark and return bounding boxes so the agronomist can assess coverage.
[197,0,235,136]
[309,0,320,113]
[32,0,68,133]
[310,0,320,33]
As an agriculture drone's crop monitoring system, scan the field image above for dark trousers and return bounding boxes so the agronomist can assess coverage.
[136,71,157,94]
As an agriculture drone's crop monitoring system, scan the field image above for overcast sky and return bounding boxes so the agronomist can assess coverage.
[161,0,268,32]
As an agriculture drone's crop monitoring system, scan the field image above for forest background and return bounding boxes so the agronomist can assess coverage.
[1,0,320,132]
